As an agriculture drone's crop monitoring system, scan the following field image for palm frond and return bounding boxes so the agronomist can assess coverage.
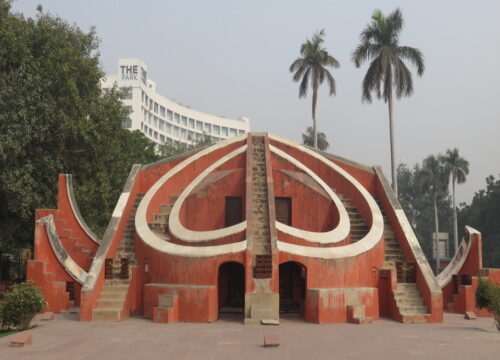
[396,46,425,76]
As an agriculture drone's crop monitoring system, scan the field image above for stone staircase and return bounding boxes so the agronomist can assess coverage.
[375,197,430,323]
[92,193,143,321]
[245,137,278,324]
[56,218,94,270]
[149,195,178,239]
[336,193,369,243]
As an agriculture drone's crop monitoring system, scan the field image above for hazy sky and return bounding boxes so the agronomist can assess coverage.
[12,0,500,204]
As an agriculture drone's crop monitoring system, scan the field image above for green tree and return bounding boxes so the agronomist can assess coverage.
[290,30,339,149]
[302,126,329,150]
[442,148,469,256]
[0,1,158,252]
[417,155,448,272]
[352,8,425,197]
[459,175,500,268]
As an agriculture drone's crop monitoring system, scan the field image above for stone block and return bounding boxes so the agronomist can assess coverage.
[41,312,54,320]
[263,335,280,347]
[11,332,32,347]
[464,311,477,320]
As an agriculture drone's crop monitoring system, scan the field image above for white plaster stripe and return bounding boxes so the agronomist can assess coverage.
[38,215,89,284]
[270,145,350,244]
[65,175,100,244]
[169,145,247,242]
[112,192,130,218]
[135,135,248,257]
[268,134,384,259]
[436,226,477,288]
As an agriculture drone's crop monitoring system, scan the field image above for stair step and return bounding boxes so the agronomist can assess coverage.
[92,309,122,321]
[97,299,125,309]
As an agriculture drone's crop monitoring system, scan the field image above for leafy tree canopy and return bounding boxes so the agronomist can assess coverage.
[0,1,157,253]
[301,127,329,151]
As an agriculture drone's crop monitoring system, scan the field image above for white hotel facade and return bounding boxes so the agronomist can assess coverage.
[102,59,250,146]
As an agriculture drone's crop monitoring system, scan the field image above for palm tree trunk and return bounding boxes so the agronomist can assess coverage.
[434,193,440,274]
[452,176,458,256]
[388,92,397,197]
[312,84,318,149]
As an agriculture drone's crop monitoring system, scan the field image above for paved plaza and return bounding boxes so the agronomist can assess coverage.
[0,313,498,359]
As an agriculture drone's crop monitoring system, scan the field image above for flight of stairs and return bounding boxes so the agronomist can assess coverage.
[336,193,369,243]
[149,195,178,239]
[92,193,143,321]
[375,197,430,323]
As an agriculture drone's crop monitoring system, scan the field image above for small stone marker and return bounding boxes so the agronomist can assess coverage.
[41,311,54,321]
[464,311,477,320]
[264,335,280,347]
[10,332,32,347]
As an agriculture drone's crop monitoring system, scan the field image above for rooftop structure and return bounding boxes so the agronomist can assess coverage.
[101,58,250,147]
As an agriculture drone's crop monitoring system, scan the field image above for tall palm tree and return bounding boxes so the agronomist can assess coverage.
[302,126,329,150]
[442,148,469,256]
[290,30,339,149]
[352,8,424,197]
[418,155,447,273]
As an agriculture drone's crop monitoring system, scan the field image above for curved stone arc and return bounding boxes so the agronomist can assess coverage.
[38,215,88,284]
[268,134,384,259]
[135,135,248,257]
[169,145,248,242]
[65,174,100,244]
[269,145,350,244]
[436,226,478,288]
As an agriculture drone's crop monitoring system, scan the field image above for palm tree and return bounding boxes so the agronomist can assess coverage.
[418,155,447,273]
[352,8,424,197]
[302,126,329,150]
[290,30,339,149]
[442,148,469,256]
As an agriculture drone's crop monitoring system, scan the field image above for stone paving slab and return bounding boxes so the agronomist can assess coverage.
[0,313,498,359]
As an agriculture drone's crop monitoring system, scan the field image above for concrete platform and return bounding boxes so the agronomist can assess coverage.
[0,313,498,359]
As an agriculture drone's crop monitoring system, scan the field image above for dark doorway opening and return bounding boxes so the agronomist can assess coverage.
[218,262,245,319]
[225,197,243,227]
[275,197,292,225]
[279,262,306,314]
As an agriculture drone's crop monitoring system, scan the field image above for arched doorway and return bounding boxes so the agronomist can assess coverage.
[279,262,306,315]
[218,262,245,319]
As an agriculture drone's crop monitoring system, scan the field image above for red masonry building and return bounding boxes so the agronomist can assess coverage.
[29,133,451,324]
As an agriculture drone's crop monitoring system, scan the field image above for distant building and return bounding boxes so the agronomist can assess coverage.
[101,58,250,146]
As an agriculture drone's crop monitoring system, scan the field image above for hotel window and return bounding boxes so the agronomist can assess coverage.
[160,106,165,117]
[181,129,187,139]
[122,118,132,128]
[143,109,147,122]
[196,121,203,131]
[153,116,158,128]
[167,137,173,144]
[238,130,245,135]
[196,133,202,141]
[159,120,165,131]
[149,128,153,136]
[221,127,228,136]
[188,130,194,140]
[174,126,179,137]
[141,122,144,130]
[160,134,165,142]
[181,116,187,126]
[167,110,173,121]
[204,123,212,133]
[144,95,149,105]
[121,88,132,99]
[144,125,148,133]
[154,102,158,113]
[188,118,195,128]
[141,91,145,103]
[149,99,153,110]
[213,125,220,135]
[148,113,152,124]
[212,136,220,143]
[174,113,180,124]
[166,123,172,134]
[154,131,158,140]
[230,128,237,136]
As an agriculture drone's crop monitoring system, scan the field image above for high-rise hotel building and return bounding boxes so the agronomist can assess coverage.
[101,59,250,146]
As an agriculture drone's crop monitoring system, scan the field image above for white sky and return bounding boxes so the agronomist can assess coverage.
[12,0,500,204]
